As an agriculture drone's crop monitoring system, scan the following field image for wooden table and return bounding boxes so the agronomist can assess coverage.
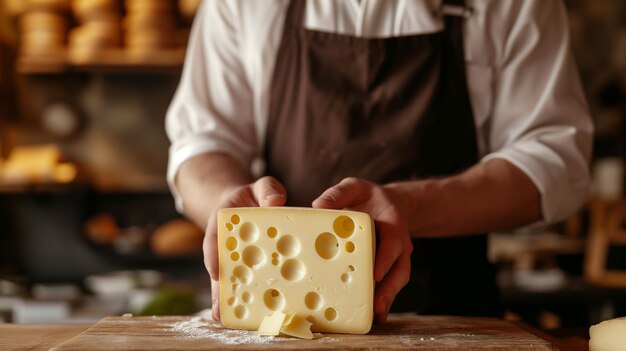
[0,316,587,351]
[0,324,89,351]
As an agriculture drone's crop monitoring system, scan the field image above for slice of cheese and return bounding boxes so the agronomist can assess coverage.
[257,311,287,336]
[218,207,375,334]
[281,313,313,340]
[589,316,626,351]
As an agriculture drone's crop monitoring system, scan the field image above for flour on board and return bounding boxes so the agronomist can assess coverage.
[164,316,342,344]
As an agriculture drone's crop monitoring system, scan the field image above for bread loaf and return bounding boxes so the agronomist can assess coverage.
[150,219,204,257]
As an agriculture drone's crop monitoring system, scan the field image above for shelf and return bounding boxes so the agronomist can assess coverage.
[16,48,186,74]
[0,182,88,194]
[0,181,169,195]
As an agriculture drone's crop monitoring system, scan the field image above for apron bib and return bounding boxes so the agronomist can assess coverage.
[265,0,502,317]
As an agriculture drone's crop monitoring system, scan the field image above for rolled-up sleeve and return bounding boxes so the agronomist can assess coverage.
[166,0,256,211]
[482,0,593,224]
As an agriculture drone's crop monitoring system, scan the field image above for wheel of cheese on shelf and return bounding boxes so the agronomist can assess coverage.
[77,11,121,24]
[5,0,28,18]
[179,0,201,21]
[20,46,66,57]
[20,44,65,57]
[123,13,176,31]
[71,21,121,40]
[69,23,122,48]
[20,31,65,55]
[19,12,68,33]
[125,30,175,49]
[67,45,101,63]
[125,0,174,14]
[27,0,71,12]
[72,0,120,22]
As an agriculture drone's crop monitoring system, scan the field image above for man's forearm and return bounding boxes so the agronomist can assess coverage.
[176,153,252,229]
[386,158,542,237]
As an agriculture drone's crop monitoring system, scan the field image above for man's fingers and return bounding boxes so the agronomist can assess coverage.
[374,252,411,324]
[204,184,268,278]
[312,177,371,209]
[373,222,404,282]
[253,176,287,207]
[203,179,287,323]
[203,214,220,279]
[229,185,263,207]
[211,278,221,321]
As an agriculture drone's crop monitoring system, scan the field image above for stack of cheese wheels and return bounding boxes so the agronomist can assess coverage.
[69,0,123,63]
[124,0,178,58]
[178,0,201,22]
[19,0,70,57]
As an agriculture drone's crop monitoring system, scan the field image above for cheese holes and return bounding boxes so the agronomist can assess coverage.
[242,291,252,304]
[239,222,259,242]
[263,289,285,311]
[333,216,355,238]
[304,291,323,310]
[230,251,240,261]
[281,259,306,281]
[227,297,236,306]
[242,246,266,269]
[348,265,355,272]
[231,214,240,225]
[341,273,352,284]
[226,223,234,231]
[234,305,248,319]
[345,241,355,253]
[324,307,337,321]
[267,227,278,238]
[277,235,300,257]
[233,265,252,285]
[226,236,238,251]
[315,232,339,260]
[271,252,280,266]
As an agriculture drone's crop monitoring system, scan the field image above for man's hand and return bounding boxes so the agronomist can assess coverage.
[204,176,287,321]
[312,177,413,324]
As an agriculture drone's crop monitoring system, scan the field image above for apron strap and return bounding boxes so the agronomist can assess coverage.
[286,0,306,29]
[441,0,473,118]
[441,0,473,18]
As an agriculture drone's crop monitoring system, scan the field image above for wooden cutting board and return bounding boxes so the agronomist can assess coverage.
[51,315,558,350]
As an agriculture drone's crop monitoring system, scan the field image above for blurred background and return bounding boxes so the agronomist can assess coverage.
[0,0,625,343]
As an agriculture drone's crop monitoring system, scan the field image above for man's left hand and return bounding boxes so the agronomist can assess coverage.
[312,177,413,324]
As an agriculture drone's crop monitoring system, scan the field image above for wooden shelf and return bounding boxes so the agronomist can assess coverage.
[0,181,88,194]
[16,48,186,74]
[0,180,169,195]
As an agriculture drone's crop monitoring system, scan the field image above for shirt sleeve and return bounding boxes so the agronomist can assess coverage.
[482,0,593,224]
[166,0,256,212]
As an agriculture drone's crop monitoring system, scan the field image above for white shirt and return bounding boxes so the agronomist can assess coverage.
[166,0,593,224]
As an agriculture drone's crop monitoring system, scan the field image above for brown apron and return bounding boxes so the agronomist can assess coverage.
[265,0,502,317]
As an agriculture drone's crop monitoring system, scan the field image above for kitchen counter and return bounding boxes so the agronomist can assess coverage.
[0,316,587,351]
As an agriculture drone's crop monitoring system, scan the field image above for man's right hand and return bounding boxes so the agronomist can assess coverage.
[204,176,287,321]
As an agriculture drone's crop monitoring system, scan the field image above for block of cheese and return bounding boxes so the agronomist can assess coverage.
[589,317,626,351]
[218,207,375,334]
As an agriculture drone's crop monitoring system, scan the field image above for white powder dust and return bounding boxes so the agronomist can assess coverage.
[164,317,341,345]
